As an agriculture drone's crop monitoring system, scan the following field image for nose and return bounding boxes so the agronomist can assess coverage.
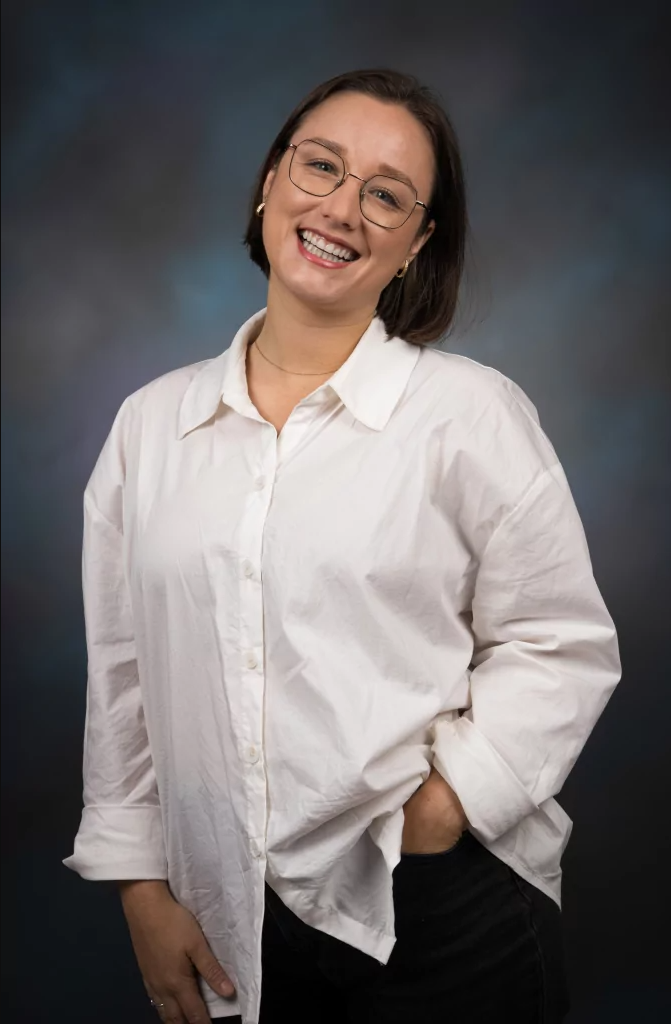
[317,174,362,229]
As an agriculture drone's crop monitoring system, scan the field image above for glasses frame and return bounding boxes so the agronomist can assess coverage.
[285,140,430,229]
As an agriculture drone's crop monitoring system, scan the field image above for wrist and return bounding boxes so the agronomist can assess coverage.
[118,879,170,908]
[428,766,469,829]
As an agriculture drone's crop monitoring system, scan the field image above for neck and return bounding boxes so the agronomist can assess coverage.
[251,278,376,377]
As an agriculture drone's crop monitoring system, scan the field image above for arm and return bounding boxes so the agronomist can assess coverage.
[431,461,621,845]
[64,404,236,1014]
[64,405,167,881]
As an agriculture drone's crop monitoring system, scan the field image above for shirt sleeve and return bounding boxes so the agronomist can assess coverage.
[431,457,621,845]
[63,404,168,881]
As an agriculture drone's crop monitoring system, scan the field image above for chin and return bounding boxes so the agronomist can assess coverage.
[280,267,355,308]
[292,285,352,313]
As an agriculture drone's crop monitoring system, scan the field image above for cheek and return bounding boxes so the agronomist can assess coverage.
[261,216,280,260]
[262,196,309,255]
[369,235,413,278]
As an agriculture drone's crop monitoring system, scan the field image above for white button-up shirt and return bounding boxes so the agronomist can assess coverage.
[64,308,620,1023]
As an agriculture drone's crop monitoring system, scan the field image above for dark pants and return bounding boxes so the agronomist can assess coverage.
[223,831,571,1024]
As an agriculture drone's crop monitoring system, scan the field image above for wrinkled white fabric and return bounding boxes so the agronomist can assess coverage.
[65,308,620,1023]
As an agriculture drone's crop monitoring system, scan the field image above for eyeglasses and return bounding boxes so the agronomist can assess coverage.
[285,139,429,230]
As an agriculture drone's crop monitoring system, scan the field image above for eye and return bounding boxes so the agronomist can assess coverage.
[307,159,339,175]
[369,186,402,209]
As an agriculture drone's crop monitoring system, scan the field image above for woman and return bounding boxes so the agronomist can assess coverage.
[64,69,620,1024]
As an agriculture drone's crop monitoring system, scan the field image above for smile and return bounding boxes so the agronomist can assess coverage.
[297,229,359,266]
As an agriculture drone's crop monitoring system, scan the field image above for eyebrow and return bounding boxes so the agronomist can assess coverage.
[308,136,417,191]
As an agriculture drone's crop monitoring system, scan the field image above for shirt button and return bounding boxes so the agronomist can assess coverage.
[254,476,266,490]
[247,745,260,764]
[242,559,254,579]
[245,651,259,670]
[250,838,264,859]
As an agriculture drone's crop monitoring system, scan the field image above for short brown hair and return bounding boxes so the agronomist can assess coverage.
[243,69,467,346]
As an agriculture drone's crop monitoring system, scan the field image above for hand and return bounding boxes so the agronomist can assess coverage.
[119,880,235,1023]
[401,766,468,854]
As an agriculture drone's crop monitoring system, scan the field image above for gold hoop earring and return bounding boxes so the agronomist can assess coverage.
[395,258,410,279]
[255,202,266,217]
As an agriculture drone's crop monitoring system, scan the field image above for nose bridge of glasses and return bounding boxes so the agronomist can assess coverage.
[341,169,367,191]
[325,170,366,217]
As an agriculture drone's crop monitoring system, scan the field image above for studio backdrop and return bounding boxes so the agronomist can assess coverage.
[2,2,669,1022]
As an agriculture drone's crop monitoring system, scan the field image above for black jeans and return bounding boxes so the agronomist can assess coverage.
[221,831,570,1024]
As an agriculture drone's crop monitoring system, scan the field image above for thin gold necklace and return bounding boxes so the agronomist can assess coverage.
[249,339,342,377]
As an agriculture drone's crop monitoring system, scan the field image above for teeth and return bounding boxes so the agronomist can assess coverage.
[304,241,344,262]
[299,230,357,261]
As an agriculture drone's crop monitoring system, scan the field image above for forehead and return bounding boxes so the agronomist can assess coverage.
[295,92,435,190]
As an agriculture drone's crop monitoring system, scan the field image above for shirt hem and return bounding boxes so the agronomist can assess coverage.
[268,881,397,964]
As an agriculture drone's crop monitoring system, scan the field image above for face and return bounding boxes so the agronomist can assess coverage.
[260,92,436,319]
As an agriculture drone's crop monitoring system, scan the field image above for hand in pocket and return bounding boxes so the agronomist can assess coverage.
[401,766,468,854]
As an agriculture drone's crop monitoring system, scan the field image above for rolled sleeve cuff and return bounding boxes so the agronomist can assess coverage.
[431,715,538,844]
[63,805,168,880]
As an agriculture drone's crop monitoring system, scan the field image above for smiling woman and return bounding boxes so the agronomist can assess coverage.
[253,90,439,337]
[244,69,465,346]
[64,68,620,1024]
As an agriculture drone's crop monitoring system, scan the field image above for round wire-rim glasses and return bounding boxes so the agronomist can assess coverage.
[285,139,430,230]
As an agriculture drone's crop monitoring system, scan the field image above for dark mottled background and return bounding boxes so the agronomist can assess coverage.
[2,1,669,1021]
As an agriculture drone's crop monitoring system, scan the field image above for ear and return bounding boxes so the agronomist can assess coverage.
[261,167,276,203]
[408,218,435,260]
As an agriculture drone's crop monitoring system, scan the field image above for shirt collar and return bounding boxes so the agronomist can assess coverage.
[177,307,420,439]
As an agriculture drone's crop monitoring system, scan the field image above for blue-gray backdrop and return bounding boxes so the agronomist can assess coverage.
[2,1,669,1021]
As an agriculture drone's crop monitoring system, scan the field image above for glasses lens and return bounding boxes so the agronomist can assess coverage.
[290,140,344,196]
[361,175,416,228]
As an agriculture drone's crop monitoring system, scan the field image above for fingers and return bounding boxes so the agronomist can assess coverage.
[146,977,212,1024]
[145,987,173,1023]
[150,992,183,1024]
[188,935,236,999]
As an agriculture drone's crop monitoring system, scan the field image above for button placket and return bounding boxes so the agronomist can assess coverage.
[250,837,264,859]
[237,429,277,856]
[275,394,334,465]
